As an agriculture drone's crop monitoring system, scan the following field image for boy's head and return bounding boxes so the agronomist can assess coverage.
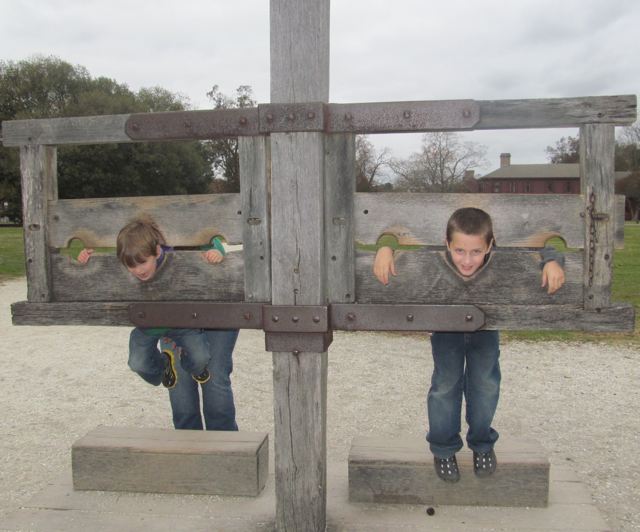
[116,217,165,281]
[445,207,494,276]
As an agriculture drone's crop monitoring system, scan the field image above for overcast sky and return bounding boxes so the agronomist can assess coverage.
[2,0,638,175]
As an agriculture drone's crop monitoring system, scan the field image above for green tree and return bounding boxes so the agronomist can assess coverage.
[545,136,580,164]
[1,55,215,222]
[205,85,257,193]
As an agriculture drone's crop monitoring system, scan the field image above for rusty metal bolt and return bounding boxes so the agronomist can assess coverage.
[604,254,610,260]
[287,113,296,121]
[191,312,198,319]
[239,116,248,125]
[266,113,275,122]
[403,110,411,119]
[466,315,473,322]
[463,109,471,118]
[184,119,191,128]
[243,312,252,320]
[294,269,299,274]
[407,314,414,322]
[580,212,586,217]
[313,316,321,323]
[344,113,353,121]
[292,316,300,323]
[132,123,140,131]
[307,111,315,120]
[293,350,301,356]
[426,507,435,516]
[347,313,356,321]
[53,215,60,221]
[272,316,279,323]
[138,311,146,319]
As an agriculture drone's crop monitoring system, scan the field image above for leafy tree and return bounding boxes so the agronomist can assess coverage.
[0,55,215,222]
[545,136,580,164]
[615,171,640,222]
[355,135,392,192]
[390,132,488,193]
[205,85,257,193]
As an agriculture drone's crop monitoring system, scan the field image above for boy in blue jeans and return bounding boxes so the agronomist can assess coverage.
[79,217,226,389]
[374,207,565,483]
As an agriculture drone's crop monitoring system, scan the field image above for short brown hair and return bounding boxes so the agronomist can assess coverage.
[116,217,165,268]
[446,208,494,246]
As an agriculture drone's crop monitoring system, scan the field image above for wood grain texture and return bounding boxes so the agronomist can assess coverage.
[72,426,268,496]
[355,249,583,306]
[20,145,56,302]
[11,301,133,326]
[477,95,637,129]
[2,114,132,146]
[581,124,615,309]
[48,194,243,249]
[349,436,549,508]
[325,133,356,303]
[50,251,245,302]
[354,193,626,249]
[239,136,271,302]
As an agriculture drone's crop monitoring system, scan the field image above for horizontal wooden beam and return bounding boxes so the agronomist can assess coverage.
[50,251,245,302]
[48,194,243,248]
[3,95,636,146]
[356,249,584,306]
[11,300,634,331]
[355,194,626,249]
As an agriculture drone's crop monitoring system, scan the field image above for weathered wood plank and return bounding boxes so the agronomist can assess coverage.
[325,133,356,303]
[581,124,615,309]
[72,426,268,496]
[20,145,56,302]
[349,436,550,508]
[239,136,271,302]
[355,249,584,306]
[48,194,243,248]
[50,251,245,302]
[354,193,626,249]
[2,114,132,146]
[477,95,637,129]
[12,300,634,331]
[270,0,330,528]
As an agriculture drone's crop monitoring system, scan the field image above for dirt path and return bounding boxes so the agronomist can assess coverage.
[1,279,638,530]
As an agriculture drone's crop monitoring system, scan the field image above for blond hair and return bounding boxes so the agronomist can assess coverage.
[116,216,165,268]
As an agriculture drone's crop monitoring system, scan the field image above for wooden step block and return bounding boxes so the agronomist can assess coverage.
[349,436,549,507]
[72,426,269,496]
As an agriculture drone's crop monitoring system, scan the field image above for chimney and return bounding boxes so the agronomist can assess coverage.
[500,153,511,167]
[464,170,475,181]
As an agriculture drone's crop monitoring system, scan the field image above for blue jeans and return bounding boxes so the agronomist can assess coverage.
[427,331,501,458]
[164,329,239,431]
[128,328,211,386]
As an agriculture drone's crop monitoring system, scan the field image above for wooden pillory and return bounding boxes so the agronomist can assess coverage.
[2,0,637,529]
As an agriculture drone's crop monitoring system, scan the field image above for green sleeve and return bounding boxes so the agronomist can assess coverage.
[202,237,226,256]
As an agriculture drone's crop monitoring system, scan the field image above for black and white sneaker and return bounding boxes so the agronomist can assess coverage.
[192,368,211,383]
[161,350,178,389]
[473,449,497,478]
[434,454,460,483]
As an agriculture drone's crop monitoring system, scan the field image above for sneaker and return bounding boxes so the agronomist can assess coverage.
[434,454,460,483]
[161,350,178,389]
[192,367,211,383]
[473,449,497,478]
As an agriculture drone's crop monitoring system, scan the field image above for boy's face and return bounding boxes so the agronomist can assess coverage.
[125,245,162,281]
[446,231,492,276]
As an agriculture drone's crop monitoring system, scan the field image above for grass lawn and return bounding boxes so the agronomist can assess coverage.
[2,225,639,344]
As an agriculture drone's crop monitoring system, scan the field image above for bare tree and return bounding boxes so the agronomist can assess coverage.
[390,132,488,192]
[355,135,392,192]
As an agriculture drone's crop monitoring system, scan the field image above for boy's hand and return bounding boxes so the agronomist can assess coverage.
[373,246,396,285]
[205,249,224,263]
[542,260,565,294]
[78,249,94,263]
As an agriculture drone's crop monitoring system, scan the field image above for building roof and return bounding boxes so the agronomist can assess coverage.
[479,164,580,180]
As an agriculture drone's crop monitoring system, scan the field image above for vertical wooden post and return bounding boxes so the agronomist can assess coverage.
[270,0,330,529]
[20,145,57,303]
[580,124,615,309]
[239,136,271,303]
[325,134,356,303]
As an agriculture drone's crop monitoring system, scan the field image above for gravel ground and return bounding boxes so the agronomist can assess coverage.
[1,278,639,530]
